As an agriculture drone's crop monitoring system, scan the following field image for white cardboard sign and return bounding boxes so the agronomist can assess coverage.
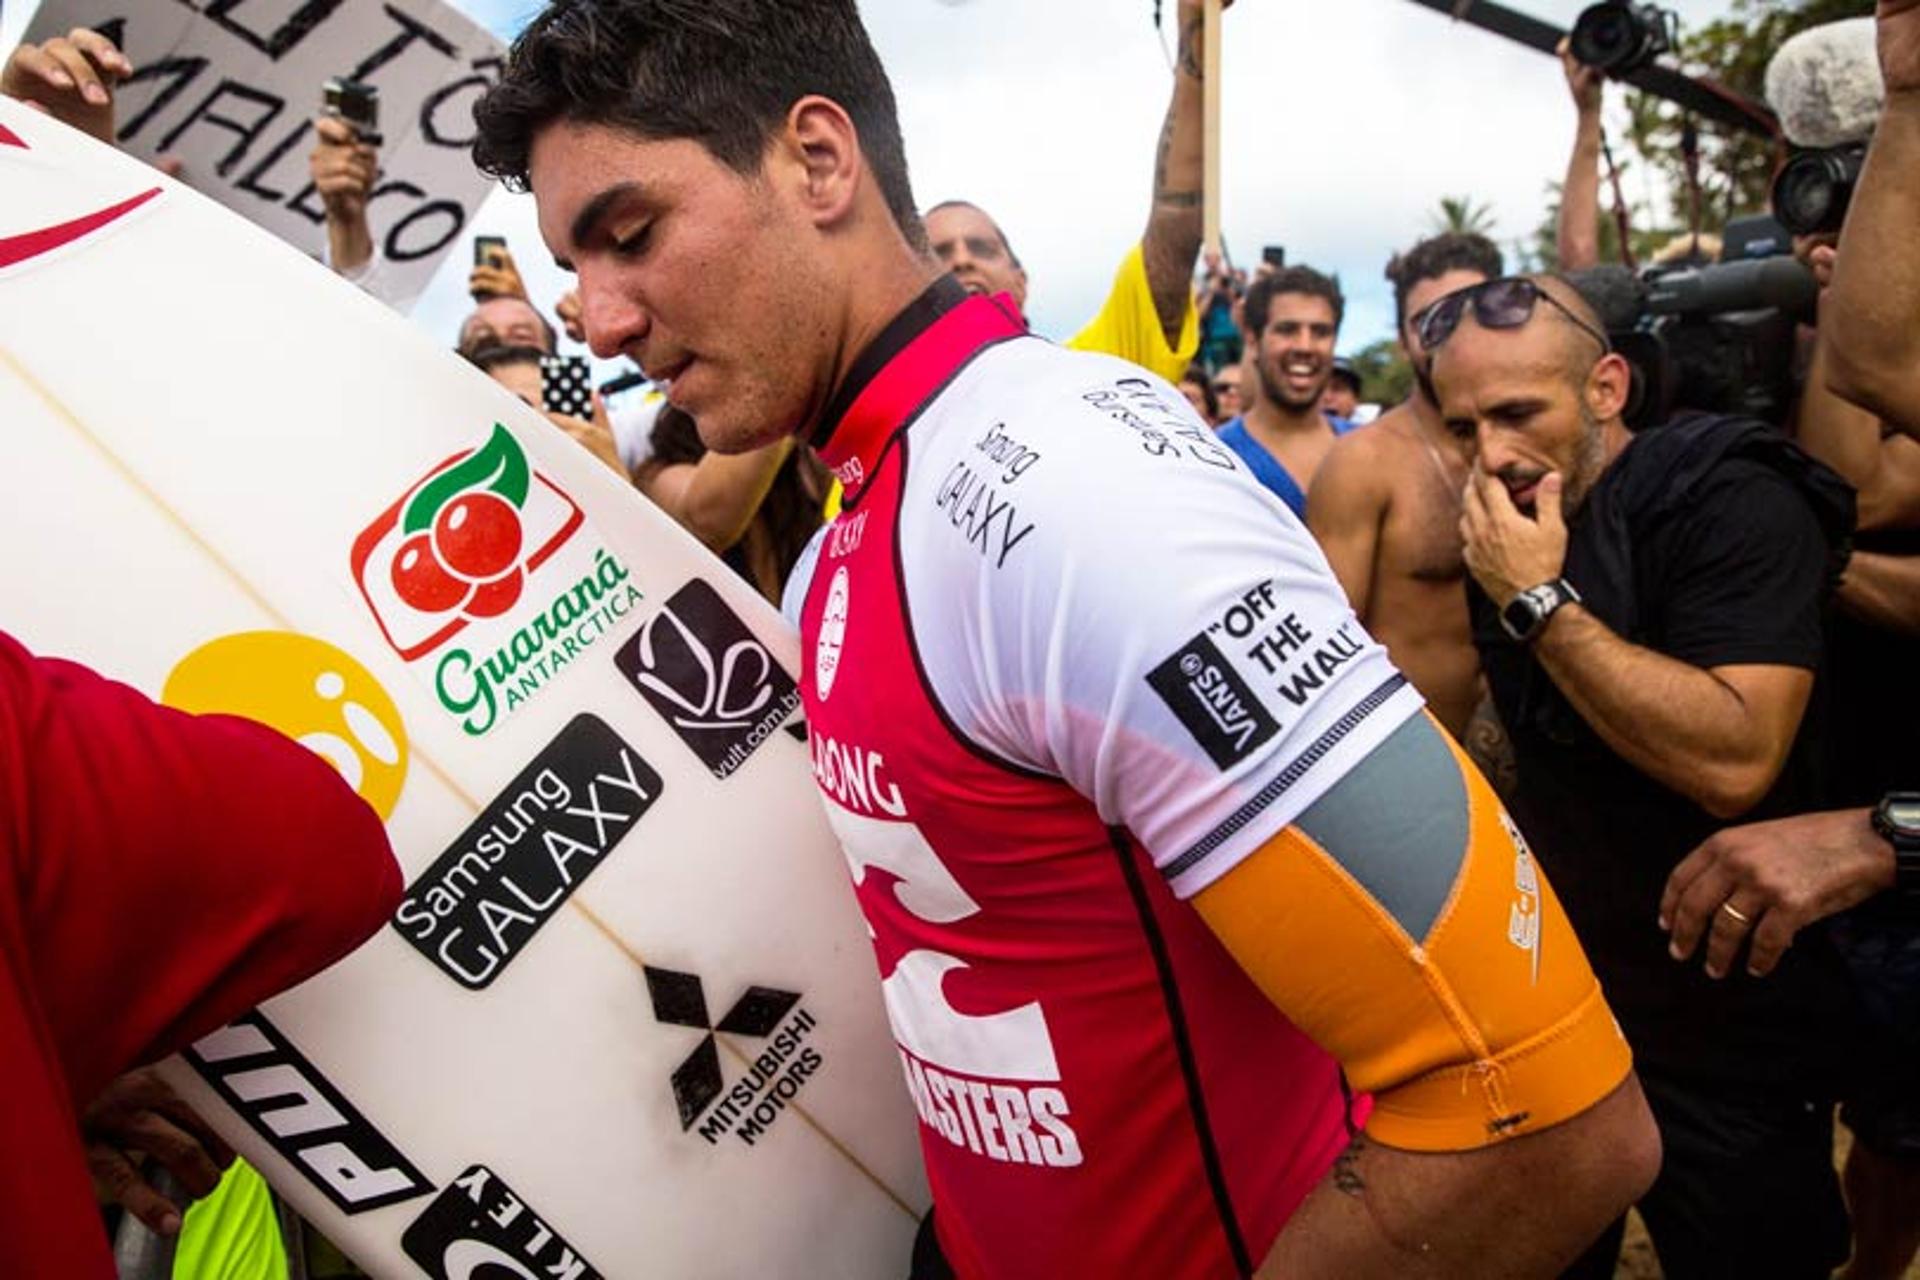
[19,0,505,307]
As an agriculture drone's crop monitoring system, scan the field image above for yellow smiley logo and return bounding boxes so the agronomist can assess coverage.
[162,632,409,822]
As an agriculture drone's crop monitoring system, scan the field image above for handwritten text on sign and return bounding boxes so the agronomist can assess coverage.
[21,0,506,307]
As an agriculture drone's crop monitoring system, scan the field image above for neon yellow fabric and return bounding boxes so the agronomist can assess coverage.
[1064,241,1200,383]
[824,242,1199,518]
[173,1161,287,1280]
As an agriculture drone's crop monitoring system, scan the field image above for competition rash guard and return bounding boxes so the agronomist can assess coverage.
[788,279,1632,1279]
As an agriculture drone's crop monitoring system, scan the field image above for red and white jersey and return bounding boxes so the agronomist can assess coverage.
[789,281,1424,1279]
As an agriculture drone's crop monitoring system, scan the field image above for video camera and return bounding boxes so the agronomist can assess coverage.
[1571,216,1818,430]
[1569,1,1678,77]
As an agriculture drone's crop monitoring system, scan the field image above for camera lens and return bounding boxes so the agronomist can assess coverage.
[1770,147,1865,238]
[1570,3,1671,77]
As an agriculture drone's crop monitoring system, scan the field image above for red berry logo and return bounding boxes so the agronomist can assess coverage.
[391,534,467,613]
[435,493,523,580]
[390,425,534,620]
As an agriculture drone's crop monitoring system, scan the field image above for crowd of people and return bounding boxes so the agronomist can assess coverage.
[4,0,1919,1277]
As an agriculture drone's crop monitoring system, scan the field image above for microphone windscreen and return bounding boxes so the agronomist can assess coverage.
[1564,266,1647,333]
[1765,18,1884,149]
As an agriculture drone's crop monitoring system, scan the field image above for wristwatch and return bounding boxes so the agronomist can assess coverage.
[1871,792,1920,898]
[1500,578,1582,644]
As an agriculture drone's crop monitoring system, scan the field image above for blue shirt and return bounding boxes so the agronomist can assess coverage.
[1218,415,1360,518]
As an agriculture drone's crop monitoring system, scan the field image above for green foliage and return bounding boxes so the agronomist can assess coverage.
[1351,337,1415,407]
[1432,194,1499,236]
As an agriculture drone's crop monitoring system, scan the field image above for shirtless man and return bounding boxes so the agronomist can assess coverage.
[1307,233,1504,738]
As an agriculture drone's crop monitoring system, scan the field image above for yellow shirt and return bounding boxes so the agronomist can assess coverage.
[1063,240,1199,383]
[824,243,1198,517]
[173,1162,288,1280]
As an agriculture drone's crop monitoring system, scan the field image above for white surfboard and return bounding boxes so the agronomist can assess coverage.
[0,100,929,1277]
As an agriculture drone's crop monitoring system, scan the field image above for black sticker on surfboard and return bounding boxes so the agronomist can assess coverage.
[642,966,824,1146]
[402,1164,603,1280]
[613,579,801,779]
[183,1012,431,1216]
[391,714,662,990]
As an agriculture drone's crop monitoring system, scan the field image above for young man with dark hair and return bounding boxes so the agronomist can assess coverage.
[475,6,1659,1276]
[1432,273,1861,1279]
[1307,233,1504,739]
[1216,265,1354,519]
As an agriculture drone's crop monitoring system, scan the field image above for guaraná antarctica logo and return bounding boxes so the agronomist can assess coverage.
[351,424,642,737]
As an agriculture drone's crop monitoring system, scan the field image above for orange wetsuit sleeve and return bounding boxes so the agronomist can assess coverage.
[1193,711,1632,1152]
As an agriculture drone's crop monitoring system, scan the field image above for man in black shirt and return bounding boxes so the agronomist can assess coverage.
[1426,274,1859,1279]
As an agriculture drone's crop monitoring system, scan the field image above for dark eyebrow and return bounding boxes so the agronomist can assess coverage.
[553,181,648,271]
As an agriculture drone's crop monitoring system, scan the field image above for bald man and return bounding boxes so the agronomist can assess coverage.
[924,0,1227,384]
[1431,274,1862,1279]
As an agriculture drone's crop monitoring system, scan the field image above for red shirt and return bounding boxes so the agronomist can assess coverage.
[0,632,400,1278]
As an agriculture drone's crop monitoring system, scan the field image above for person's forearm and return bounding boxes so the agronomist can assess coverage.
[656,441,793,553]
[1556,112,1602,272]
[1840,550,1920,635]
[1827,91,1920,434]
[1861,435,1920,532]
[1140,1,1209,345]
[1257,1078,1656,1278]
[1533,605,1787,817]
[1798,336,1885,491]
[327,210,375,276]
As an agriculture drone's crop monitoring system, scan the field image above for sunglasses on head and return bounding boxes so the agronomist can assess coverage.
[1413,277,1612,358]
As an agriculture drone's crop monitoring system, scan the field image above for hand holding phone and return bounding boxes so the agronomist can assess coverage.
[540,356,595,420]
[321,78,382,147]
[469,236,528,302]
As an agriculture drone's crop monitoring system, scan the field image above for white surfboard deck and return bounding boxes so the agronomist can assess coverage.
[0,100,928,1278]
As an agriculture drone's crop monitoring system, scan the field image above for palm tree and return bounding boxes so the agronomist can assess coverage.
[1430,194,1498,237]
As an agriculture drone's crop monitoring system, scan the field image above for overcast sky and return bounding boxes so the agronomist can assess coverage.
[4,0,1743,360]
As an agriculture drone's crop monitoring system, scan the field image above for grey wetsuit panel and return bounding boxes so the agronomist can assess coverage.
[1294,713,1468,943]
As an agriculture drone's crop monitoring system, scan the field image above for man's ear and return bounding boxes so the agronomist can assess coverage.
[1587,351,1633,421]
[784,95,861,229]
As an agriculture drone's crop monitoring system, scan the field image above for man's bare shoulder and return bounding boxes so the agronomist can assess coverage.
[1318,407,1422,490]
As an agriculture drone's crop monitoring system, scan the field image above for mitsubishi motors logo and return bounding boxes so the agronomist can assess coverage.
[642,966,823,1148]
[0,116,163,274]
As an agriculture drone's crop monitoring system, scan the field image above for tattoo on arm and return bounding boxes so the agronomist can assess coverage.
[1333,1134,1368,1197]
[1465,697,1519,801]
[1177,11,1204,79]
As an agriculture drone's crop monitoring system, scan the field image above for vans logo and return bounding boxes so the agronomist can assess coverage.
[614,579,800,779]
[1145,634,1281,769]
[183,1013,429,1216]
[391,715,663,990]
[402,1164,601,1280]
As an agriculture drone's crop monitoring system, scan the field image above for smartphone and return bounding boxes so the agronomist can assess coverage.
[473,235,508,269]
[541,355,594,419]
[321,78,382,146]
[1261,244,1287,269]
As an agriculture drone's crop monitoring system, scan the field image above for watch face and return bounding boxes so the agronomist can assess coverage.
[1885,797,1920,836]
[1502,596,1540,640]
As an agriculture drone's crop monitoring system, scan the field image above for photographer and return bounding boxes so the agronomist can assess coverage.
[1431,274,1859,1278]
